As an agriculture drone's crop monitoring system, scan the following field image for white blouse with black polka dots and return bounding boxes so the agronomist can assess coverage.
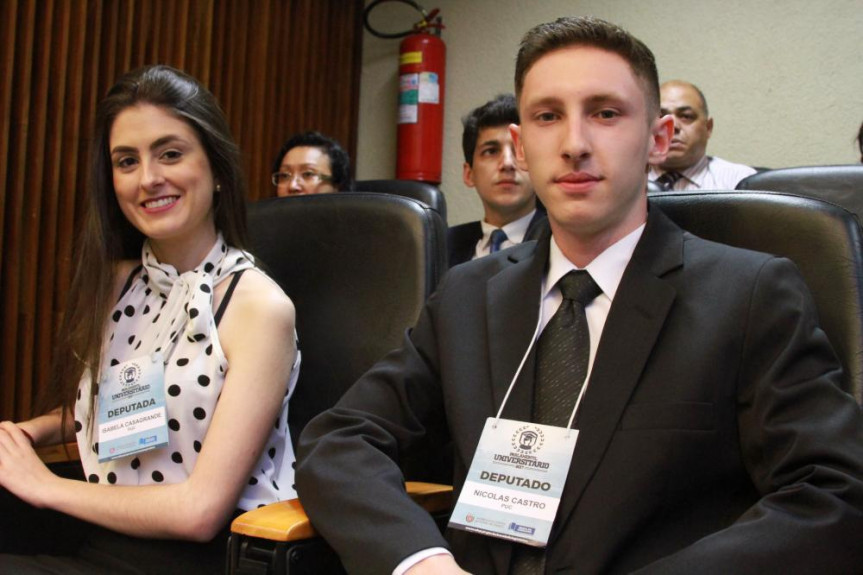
[74,235,300,510]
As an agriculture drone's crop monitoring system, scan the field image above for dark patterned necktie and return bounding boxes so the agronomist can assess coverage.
[534,270,602,426]
[510,270,601,575]
[655,170,684,191]
[490,229,508,253]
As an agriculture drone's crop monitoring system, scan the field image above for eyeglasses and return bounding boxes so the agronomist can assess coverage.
[272,170,333,187]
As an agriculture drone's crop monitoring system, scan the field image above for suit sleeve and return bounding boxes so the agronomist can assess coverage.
[295,276,453,575]
[635,257,863,574]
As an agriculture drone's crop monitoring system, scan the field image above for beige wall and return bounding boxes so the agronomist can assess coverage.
[356,0,863,225]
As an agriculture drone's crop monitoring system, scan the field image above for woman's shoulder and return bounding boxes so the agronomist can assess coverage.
[225,268,295,327]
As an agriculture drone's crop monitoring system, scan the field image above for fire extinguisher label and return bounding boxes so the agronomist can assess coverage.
[418,72,440,104]
[399,74,420,124]
[399,105,418,124]
[400,51,423,65]
[399,74,419,101]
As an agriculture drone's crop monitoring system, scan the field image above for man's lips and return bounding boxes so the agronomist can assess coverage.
[555,172,600,184]
[554,172,601,193]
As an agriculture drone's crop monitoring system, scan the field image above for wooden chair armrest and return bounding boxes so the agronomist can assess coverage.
[36,441,80,464]
[230,481,453,543]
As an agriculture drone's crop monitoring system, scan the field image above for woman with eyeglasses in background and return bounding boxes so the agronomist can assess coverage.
[0,65,300,573]
[271,131,351,196]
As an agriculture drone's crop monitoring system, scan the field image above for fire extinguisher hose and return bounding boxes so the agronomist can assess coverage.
[363,0,442,39]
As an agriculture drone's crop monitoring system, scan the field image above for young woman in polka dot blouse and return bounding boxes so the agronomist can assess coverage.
[0,66,299,572]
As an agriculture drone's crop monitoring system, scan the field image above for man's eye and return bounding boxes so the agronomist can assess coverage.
[481,148,499,156]
[597,110,618,120]
[536,112,557,122]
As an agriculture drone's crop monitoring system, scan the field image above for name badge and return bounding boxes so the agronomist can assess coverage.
[448,417,578,547]
[97,354,169,462]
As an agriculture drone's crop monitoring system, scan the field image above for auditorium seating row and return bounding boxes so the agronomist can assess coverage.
[225,164,863,574]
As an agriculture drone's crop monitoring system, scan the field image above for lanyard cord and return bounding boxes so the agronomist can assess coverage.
[493,310,542,424]
[493,292,594,438]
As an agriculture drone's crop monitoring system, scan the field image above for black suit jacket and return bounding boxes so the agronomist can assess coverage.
[447,209,548,268]
[297,206,863,574]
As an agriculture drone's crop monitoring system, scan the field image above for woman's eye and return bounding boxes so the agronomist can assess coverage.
[115,157,137,169]
[161,149,183,162]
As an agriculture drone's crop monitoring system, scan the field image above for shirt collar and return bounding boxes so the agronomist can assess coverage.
[650,155,711,189]
[544,223,645,302]
[679,155,710,186]
[480,209,536,248]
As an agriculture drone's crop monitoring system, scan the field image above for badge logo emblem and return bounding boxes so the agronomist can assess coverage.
[119,362,142,387]
[511,425,545,455]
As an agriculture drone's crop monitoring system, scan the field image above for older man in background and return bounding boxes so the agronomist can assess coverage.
[650,80,755,190]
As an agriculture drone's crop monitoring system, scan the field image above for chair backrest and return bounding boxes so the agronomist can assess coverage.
[649,190,863,402]
[736,165,863,225]
[247,192,447,440]
[353,179,447,224]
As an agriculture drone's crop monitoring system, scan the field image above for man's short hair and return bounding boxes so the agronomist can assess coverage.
[461,94,520,166]
[514,16,661,118]
[272,131,351,190]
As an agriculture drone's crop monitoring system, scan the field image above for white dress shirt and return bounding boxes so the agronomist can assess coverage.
[650,155,756,191]
[539,223,645,376]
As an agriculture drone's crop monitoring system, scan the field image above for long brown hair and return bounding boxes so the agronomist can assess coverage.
[43,65,249,437]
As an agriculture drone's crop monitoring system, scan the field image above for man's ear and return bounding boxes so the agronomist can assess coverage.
[462,161,475,188]
[706,116,714,139]
[648,114,674,166]
[509,122,528,171]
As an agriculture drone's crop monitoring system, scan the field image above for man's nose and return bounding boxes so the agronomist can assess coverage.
[561,117,591,161]
[500,145,517,169]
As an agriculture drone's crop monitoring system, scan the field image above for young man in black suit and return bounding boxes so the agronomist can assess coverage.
[297,16,863,575]
[448,94,546,267]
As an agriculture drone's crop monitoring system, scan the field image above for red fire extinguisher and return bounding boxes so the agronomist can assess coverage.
[364,1,446,184]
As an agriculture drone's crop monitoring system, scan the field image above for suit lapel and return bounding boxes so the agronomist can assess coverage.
[550,208,684,544]
[486,230,550,423]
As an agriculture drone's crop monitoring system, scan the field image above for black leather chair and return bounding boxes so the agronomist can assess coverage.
[736,165,863,226]
[650,190,863,403]
[353,179,447,224]
[245,192,446,442]
[228,192,450,574]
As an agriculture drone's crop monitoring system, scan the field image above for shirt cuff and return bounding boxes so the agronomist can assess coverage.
[393,547,453,575]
